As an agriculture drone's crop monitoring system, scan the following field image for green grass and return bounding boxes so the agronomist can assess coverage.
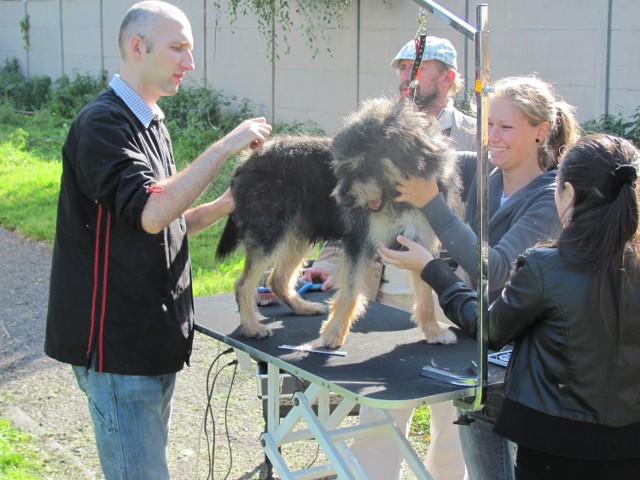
[411,405,432,447]
[0,418,43,480]
[0,128,60,240]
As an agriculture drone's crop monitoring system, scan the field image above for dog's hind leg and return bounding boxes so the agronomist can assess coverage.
[319,259,369,349]
[267,236,327,316]
[235,251,274,339]
[410,272,457,345]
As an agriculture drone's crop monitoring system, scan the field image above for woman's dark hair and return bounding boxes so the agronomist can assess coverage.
[557,133,640,271]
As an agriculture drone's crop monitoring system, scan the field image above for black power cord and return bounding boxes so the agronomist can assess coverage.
[202,347,236,480]
[221,360,238,480]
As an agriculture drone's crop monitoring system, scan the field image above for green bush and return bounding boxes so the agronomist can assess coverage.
[0,58,51,112]
[161,89,257,163]
[0,58,108,116]
[0,99,21,124]
[582,108,640,145]
[159,85,228,128]
[49,70,107,118]
[22,75,52,111]
[0,58,24,101]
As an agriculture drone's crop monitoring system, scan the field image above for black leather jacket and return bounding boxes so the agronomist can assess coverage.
[423,249,640,458]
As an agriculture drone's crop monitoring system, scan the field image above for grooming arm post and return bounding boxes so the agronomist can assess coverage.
[412,0,476,40]
[459,2,490,413]
[413,1,490,412]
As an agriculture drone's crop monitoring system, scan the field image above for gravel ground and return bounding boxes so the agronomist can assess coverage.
[0,226,428,479]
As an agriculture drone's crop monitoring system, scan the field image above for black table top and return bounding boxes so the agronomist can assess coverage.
[194,291,505,409]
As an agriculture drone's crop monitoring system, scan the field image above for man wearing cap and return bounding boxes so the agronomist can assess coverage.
[304,37,474,480]
[393,36,476,151]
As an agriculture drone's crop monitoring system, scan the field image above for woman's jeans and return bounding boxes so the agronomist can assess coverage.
[459,413,515,480]
[72,361,176,480]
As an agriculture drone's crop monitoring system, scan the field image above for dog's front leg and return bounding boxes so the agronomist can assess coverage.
[320,258,368,349]
[411,272,457,345]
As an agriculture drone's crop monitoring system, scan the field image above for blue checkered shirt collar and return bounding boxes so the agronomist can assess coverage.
[109,74,165,128]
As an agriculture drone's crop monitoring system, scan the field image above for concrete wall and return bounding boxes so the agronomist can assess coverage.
[1,0,638,134]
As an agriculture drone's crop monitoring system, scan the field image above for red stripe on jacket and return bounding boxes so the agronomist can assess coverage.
[86,205,111,372]
[86,205,102,360]
[98,212,111,371]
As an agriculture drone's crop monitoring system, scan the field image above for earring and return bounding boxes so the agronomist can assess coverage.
[535,138,540,144]
[560,207,572,228]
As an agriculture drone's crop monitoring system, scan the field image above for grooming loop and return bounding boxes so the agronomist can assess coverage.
[400,9,428,101]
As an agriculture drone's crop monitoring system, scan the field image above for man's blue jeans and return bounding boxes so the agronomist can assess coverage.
[458,414,515,480]
[72,362,176,480]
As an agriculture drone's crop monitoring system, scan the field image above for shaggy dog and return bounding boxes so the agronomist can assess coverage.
[216,97,460,348]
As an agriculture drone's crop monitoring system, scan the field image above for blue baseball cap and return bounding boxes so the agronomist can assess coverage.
[391,36,458,70]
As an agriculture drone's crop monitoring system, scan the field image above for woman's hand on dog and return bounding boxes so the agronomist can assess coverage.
[378,235,434,273]
[301,267,335,291]
[395,176,440,208]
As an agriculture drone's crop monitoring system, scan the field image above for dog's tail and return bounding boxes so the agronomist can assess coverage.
[216,215,240,259]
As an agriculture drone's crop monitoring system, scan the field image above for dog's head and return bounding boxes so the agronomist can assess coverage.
[330,97,458,213]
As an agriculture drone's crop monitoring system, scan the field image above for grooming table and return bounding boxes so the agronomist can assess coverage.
[194,291,505,480]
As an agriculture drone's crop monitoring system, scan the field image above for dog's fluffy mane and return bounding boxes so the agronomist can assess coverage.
[331,97,460,216]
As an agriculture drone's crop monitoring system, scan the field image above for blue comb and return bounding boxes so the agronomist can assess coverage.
[296,281,322,295]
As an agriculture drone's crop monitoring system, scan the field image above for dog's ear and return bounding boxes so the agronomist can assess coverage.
[380,101,446,178]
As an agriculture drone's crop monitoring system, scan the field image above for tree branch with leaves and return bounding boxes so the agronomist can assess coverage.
[213,0,353,61]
